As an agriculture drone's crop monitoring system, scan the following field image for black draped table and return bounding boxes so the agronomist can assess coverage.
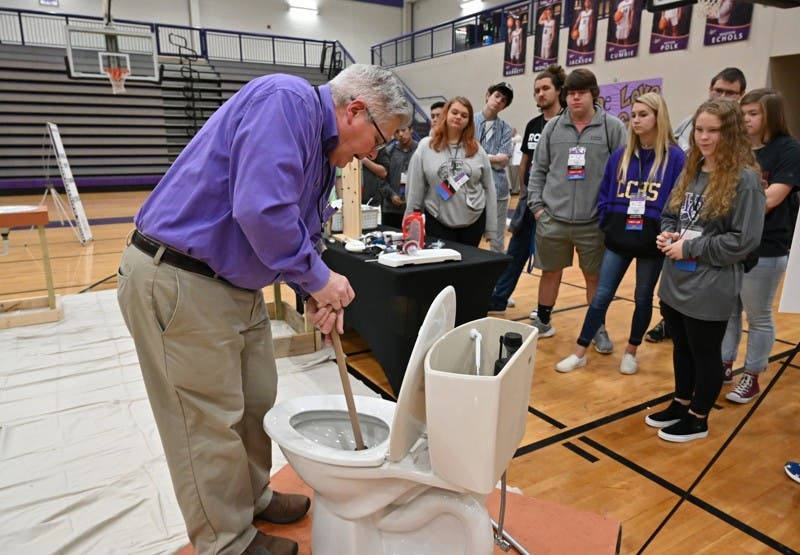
[322,238,511,395]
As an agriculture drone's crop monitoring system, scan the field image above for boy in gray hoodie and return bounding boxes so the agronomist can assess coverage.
[527,69,626,347]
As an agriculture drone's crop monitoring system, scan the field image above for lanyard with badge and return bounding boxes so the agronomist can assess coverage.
[674,182,707,272]
[625,155,646,231]
[437,144,468,200]
[567,146,586,180]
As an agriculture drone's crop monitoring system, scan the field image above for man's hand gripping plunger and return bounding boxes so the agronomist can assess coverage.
[307,270,355,343]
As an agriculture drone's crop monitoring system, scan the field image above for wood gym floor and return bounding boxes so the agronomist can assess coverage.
[1,190,798,554]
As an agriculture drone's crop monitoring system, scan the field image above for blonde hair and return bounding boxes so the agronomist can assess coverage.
[616,92,676,184]
[667,99,757,219]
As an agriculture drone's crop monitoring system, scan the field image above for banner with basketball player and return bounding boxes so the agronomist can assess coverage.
[567,0,598,66]
[605,0,643,62]
[503,6,529,76]
[649,5,692,53]
[703,0,753,46]
[533,0,562,71]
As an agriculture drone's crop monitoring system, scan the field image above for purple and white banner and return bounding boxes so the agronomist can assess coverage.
[649,5,692,54]
[704,0,753,46]
[533,0,562,71]
[503,6,529,76]
[598,78,663,124]
[605,0,643,62]
[567,0,598,66]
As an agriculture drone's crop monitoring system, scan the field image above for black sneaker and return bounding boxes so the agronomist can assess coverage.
[645,400,689,428]
[658,414,709,443]
[645,319,670,343]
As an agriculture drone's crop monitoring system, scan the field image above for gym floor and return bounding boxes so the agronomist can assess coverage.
[1,190,798,554]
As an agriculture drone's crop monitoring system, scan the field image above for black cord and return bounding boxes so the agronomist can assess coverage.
[78,274,116,294]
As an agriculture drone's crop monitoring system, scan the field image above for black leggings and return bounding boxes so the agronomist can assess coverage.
[660,301,728,416]
[424,210,486,247]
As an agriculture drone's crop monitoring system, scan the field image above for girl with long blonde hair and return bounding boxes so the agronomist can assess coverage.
[646,99,765,443]
[555,92,685,374]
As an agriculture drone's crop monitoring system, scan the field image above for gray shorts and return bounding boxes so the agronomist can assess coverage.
[533,211,605,273]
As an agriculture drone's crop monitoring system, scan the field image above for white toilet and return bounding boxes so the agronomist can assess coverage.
[264,286,537,554]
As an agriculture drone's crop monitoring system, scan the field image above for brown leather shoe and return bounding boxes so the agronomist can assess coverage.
[254,491,311,525]
[243,531,298,555]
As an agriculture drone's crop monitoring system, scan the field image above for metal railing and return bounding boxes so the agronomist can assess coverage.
[371,0,614,68]
[0,7,356,69]
[372,0,535,67]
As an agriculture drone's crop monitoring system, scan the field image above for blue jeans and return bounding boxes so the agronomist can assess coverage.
[577,248,663,347]
[490,208,535,310]
[721,255,788,373]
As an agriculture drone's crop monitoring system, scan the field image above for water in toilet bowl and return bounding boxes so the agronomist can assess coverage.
[290,410,389,451]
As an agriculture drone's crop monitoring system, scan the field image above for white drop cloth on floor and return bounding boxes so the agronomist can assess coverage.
[0,290,380,554]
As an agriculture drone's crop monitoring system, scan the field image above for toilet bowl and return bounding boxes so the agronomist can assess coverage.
[264,286,537,555]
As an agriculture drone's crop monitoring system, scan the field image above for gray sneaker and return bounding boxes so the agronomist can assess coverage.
[593,325,613,354]
[531,317,556,338]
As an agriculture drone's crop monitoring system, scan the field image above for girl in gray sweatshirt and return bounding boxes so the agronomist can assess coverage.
[645,99,765,443]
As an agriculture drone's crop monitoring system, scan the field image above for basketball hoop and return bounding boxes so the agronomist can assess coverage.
[695,0,722,19]
[104,66,129,94]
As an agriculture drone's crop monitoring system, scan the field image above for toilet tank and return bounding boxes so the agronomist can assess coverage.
[423,318,537,495]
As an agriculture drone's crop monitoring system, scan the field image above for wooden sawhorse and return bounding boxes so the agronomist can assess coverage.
[0,205,63,328]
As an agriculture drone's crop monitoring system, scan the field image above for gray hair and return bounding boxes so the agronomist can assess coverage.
[328,64,413,127]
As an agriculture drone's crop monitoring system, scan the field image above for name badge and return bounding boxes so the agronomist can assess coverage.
[567,146,586,181]
[625,218,643,231]
[437,180,455,200]
[447,172,469,192]
[627,193,646,217]
[675,228,702,272]
[400,172,407,184]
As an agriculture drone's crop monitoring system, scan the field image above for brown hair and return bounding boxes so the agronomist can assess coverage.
[668,99,757,219]
[535,63,567,108]
[429,96,479,157]
[564,68,599,99]
[739,88,791,143]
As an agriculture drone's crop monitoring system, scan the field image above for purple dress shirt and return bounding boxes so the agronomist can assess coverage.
[136,75,338,293]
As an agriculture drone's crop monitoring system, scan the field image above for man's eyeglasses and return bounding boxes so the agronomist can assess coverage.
[711,87,741,99]
[364,106,389,152]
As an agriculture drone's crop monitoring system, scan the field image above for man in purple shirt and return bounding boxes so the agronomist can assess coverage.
[116,64,411,555]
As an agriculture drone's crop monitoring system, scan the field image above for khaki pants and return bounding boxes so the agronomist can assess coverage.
[117,245,277,555]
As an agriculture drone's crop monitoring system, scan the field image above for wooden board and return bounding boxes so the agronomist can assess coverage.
[0,294,63,328]
[267,299,321,357]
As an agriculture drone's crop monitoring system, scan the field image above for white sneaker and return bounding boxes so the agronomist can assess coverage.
[556,354,587,373]
[507,298,516,308]
[620,353,638,375]
[529,309,538,320]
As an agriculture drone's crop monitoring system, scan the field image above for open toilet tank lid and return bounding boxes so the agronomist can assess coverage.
[386,286,456,463]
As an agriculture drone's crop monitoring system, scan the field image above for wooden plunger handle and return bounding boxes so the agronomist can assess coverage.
[330,330,366,451]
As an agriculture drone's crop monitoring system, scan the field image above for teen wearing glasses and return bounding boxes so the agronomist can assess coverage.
[404,96,497,247]
[646,99,765,443]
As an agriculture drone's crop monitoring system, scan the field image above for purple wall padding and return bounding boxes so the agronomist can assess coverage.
[0,175,163,192]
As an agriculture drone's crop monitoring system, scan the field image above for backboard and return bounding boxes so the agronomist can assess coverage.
[65,24,160,83]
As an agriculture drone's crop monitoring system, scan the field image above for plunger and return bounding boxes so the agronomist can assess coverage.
[330,330,366,451]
